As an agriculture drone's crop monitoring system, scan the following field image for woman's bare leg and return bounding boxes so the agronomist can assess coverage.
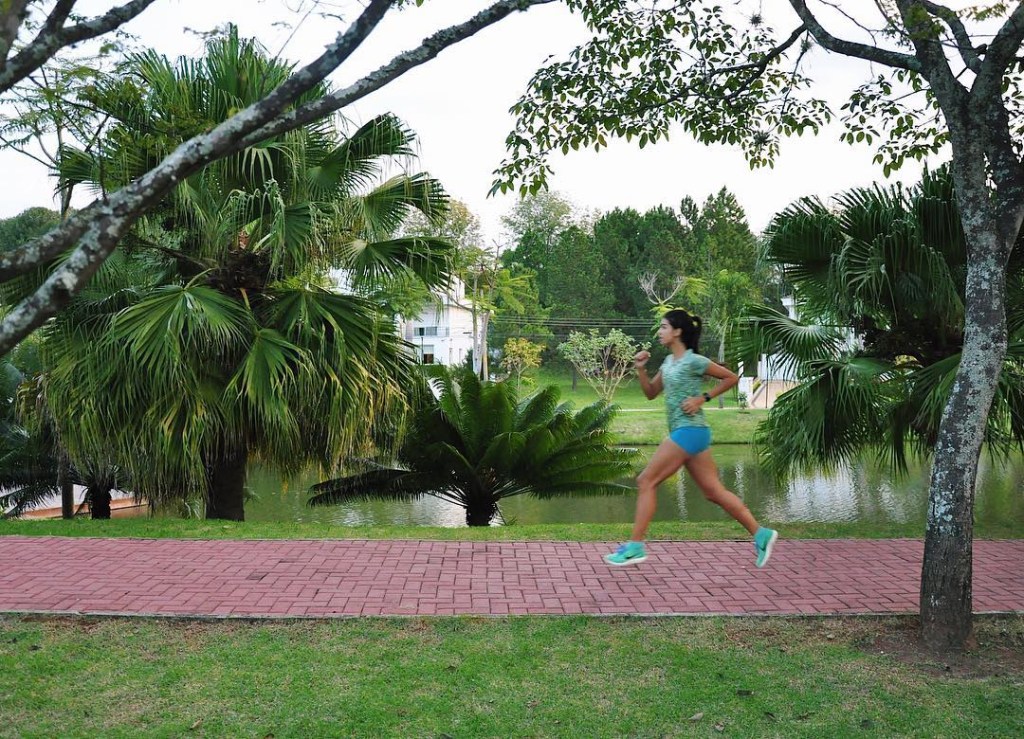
[684,450,759,535]
[630,438,689,541]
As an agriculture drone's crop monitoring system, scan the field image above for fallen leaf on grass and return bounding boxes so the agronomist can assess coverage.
[688,712,704,722]
[189,719,202,731]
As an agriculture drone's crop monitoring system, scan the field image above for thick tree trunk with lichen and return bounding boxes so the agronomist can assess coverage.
[919,104,1020,651]
[919,244,1006,651]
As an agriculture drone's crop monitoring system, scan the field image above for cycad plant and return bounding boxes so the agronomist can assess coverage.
[742,165,1024,476]
[36,29,454,519]
[309,368,637,526]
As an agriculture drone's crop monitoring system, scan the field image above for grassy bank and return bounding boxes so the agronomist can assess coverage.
[612,407,765,445]
[522,370,764,444]
[3,517,1020,540]
[534,368,746,410]
[2,614,1021,737]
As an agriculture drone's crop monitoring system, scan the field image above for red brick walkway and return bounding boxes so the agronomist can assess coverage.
[1,536,1022,618]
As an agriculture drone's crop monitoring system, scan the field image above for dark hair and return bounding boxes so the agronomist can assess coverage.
[663,309,702,353]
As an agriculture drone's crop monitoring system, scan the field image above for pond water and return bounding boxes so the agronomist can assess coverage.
[243,446,1024,528]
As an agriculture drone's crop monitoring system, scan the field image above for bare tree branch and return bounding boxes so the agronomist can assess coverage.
[0,0,31,67]
[980,1,1024,75]
[893,1,965,109]
[36,0,78,41]
[235,0,559,151]
[787,0,921,71]
[0,211,133,351]
[0,0,161,94]
[970,6,1024,245]
[919,0,983,72]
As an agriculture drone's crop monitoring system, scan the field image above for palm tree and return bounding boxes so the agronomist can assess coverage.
[42,29,454,520]
[0,353,127,519]
[309,368,637,526]
[742,165,1024,476]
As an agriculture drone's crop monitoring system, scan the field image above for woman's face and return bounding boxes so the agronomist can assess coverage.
[657,319,679,346]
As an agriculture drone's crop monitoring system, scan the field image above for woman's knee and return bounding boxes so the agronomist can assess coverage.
[636,470,658,492]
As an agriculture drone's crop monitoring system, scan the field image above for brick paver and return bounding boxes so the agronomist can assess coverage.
[1,536,1022,618]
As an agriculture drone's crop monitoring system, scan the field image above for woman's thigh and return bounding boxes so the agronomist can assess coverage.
[639,438,689,486]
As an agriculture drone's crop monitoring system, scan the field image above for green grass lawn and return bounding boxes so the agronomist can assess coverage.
[612,407,765,445]
[525,368,764,444]
[533,368,746,411]
[2,614,1022,737]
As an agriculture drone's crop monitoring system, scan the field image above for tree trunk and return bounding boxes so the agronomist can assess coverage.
[718,334,726,409]
[920,175,1011,653]
[480,311,491,380]
[571,366,577,391]
[465,501,497,527]
[58,453,74,519]
[469,269,481,375]
[89,487,112,519]
[206,449,247,521]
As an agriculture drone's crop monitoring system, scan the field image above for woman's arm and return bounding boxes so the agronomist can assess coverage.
[681,360,738,415]
[634,350,663,400]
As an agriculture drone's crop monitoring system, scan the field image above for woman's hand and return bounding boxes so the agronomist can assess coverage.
[681,395,706,415]
[634,350,651,370]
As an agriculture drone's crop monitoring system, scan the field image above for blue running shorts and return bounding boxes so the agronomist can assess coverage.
[668,426,712,455]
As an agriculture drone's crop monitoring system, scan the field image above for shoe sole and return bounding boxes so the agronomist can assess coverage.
[756,531,778,568]
[604,554,648,566]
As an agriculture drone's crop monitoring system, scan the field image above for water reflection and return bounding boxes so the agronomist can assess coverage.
[242,447,1024,528]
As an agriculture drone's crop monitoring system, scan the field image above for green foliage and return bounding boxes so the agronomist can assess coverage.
[309,367,636,526]
[557,328,642,402]
[501,337,544,393]
[0,208,60,252]
[492,1,832,195]
[491,2,1024,195]
[544,225,615,318]
[743,166,1024,477]
[35,28,455,514]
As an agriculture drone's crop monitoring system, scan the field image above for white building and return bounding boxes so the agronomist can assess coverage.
[757,295,800,382]
[398,278,476,367]
[748,295,861,408]
[331,270,479,368]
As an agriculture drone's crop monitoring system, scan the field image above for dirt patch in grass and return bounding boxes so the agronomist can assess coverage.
[712,614,1024,679]
[861,615,1024,679]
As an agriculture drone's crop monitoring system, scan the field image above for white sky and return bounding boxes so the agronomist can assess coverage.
[0,0,945,243]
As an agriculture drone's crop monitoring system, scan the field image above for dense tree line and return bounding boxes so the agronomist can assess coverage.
[493,189,782,372]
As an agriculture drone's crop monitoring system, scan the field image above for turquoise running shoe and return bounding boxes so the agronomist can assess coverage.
[754,528,778,568]
[604,541,647,566]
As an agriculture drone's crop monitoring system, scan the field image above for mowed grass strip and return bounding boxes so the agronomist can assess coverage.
[1,615,1022,738]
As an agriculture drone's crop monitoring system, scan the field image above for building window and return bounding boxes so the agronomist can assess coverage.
[415,326,438,337]
[420,345,435,364]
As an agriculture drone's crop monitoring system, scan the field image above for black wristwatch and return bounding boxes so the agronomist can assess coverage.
[702,392,712,403]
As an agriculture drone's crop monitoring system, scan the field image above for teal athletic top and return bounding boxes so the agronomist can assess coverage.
[660,349,711,431]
